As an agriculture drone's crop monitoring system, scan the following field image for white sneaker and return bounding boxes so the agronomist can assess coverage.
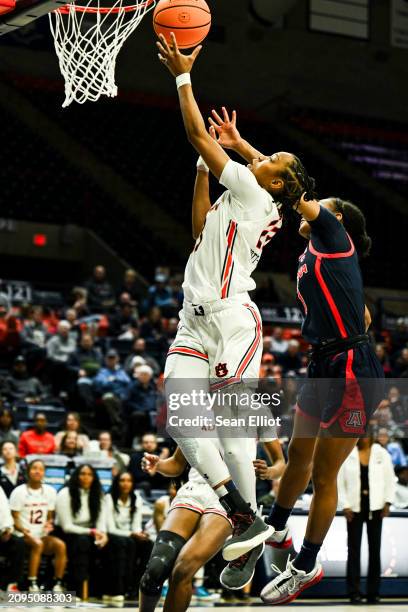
[28,582,40,593]
[52,583,65,593]
[261,558,323,605]
[265,524,293,549]
[109,595,125,603]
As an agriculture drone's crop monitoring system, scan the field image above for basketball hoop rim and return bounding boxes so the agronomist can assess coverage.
[56,0,154,15]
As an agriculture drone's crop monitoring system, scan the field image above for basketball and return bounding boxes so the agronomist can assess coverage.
[153,0,211,49]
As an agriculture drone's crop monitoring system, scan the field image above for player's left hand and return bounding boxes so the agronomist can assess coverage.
[157,32,202,77]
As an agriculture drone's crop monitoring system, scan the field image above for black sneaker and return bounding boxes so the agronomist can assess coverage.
[220,544,264,590]
[222,513,274,561]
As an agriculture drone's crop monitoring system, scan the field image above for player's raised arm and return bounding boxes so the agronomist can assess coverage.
[157,33,229,179]
[208,107,266,163]
[192,156,211,240]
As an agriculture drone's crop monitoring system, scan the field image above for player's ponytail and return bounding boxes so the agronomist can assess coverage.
[332,198,372,258]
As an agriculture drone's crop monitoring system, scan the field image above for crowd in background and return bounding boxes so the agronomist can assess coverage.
[0,263,407,596]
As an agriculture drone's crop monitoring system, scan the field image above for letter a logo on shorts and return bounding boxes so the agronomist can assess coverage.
[215,363,228,377]
[345,410,363,429]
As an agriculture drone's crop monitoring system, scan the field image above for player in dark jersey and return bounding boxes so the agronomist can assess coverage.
[207,110,384,604]
[260,196,384,604]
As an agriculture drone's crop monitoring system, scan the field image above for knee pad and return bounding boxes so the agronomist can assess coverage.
[140,530,186,597]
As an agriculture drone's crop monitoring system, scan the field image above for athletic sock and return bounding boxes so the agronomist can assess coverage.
[217,481,254,517]
[292,539,322,574]
[266,503,292,532]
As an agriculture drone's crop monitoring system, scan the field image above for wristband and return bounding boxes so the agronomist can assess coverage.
[196,156,209,173]
[90,528,96,536]
[176,73,191,89]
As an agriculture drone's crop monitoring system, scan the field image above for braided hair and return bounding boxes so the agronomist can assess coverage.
[331,198,372,258]
[277,155,317,212]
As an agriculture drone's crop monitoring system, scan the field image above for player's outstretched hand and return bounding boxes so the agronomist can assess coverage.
[157,32,202,77]
[142,452,160,475]
[208,107,241,150]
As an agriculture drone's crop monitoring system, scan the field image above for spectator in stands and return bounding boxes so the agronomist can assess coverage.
[109,301,138,338]
[103,472,153,601]
[93,350,131,400]
[46,321,77,364]
[124,338,160,376]
[338,437,395,605]
[85,265,116,313]
[376,428,407,467]
[375,343,392,377]
[0,295,23,366]
[270,327,289,355]
[277,339,303,373]
[260,353,275,378]
[22,306,49,348]
[4,356,46,405]
[68,333,103,377]
[0,407,19,446]
[124,365,158,445]
[0,485,25,592]
[394,466,408,509]
[393,347,408,377]
[59,432,82,458]
[0,440,26,497]
[55,412,90,453]
[98,431,129,475]
[18,413,55,458]
[165,318,179,346]
[144,273,175,316]
[65,308,82,341]
[56,464,108,595]
[117,269,144,305]
[93,350,131,436]
[10,459,67,593]
[139,306,166,345]
[391,318,408,354]
[129,433,169,495]
[71,287,89,318]
[385,386,408,426]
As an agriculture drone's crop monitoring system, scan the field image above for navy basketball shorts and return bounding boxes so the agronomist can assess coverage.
[297,343,385,435]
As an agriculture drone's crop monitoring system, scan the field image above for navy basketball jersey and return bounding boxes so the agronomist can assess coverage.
[296,206,366,345]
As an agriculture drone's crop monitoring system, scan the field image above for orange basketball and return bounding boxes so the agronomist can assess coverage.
[153,0,211,49]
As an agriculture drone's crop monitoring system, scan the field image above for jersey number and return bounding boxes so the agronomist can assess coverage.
[29,509,44,524]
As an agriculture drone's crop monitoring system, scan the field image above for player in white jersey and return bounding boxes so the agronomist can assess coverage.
[139,438,285,612]
[9,460,67,592]
[156,32,315,586]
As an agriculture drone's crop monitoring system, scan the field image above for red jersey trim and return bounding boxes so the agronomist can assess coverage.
[309,233,355,259]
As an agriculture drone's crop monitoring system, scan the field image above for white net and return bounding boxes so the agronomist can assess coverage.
[49,0,155,107]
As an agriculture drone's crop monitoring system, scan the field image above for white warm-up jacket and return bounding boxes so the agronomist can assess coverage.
[338,444,395,513]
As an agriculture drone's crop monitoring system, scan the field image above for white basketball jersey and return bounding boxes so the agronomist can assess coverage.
[183,160,282,304]
[9,484,57,538]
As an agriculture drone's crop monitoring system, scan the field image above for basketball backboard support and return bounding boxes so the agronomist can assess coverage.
[0,0,66,35]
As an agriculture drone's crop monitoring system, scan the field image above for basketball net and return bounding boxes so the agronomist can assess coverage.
[49,0,156,107]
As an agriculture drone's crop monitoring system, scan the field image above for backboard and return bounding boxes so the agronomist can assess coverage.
[0,0,66,35]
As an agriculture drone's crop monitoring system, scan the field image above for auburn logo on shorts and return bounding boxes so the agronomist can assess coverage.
[215,363,228,377]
